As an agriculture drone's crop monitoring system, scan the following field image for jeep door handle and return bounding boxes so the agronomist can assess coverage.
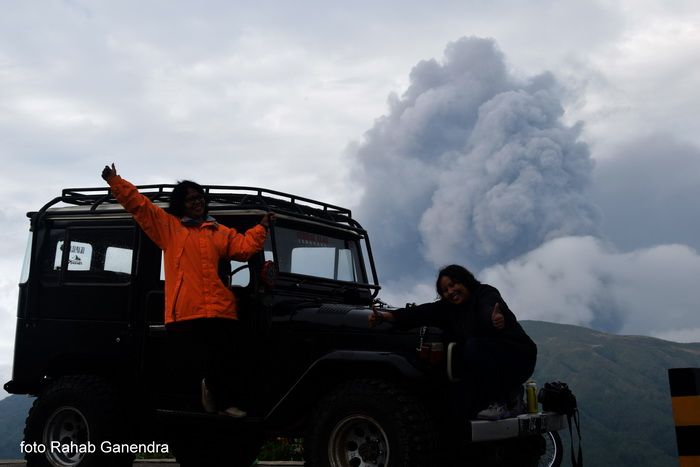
[148,324,167,336]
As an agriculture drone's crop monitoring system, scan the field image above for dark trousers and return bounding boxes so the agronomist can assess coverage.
[166,318,248,410]
[452,337,537,416]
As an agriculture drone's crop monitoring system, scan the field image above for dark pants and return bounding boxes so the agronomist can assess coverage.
[453,337,537,417]
[166,318,247,410]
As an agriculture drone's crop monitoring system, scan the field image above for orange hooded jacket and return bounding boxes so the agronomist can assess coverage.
[107,175,267,324]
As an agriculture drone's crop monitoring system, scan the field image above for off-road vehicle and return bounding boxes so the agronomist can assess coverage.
[6,184,565,467]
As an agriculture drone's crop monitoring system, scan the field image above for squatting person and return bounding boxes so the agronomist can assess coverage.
[369,264,537,419]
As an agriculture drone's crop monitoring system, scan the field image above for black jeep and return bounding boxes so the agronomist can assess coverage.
[5,185,565,467]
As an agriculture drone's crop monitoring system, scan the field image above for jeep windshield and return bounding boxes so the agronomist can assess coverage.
[270,220,377,301]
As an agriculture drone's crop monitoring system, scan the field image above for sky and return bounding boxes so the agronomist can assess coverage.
[2,0,700,398]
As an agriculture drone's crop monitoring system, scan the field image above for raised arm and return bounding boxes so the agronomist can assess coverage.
[225,213,276,261]
[369,302,442,329]
[101,163,174,250]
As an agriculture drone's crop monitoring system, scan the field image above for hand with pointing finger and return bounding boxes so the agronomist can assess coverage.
[491,302,505,330]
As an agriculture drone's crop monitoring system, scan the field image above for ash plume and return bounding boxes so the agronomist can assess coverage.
[352,37,599,280]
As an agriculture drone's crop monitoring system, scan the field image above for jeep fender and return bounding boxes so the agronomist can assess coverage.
[264,350,423,423]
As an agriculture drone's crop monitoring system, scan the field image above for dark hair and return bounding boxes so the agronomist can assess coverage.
[169,180,207,218]
[435,264,480,299]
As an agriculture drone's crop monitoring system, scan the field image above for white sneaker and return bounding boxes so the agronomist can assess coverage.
[476,402,511,420]
[219,406,247,418]
[201,379,217,413]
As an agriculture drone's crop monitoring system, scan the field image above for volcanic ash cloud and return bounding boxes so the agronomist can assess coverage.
[353,37,599,276]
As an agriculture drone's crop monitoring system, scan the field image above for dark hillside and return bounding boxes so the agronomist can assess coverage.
[0,394,34,459]
[524,320,700,467]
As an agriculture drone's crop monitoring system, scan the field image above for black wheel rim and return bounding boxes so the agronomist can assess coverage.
[42,406,90,467]
[328,414,389,467]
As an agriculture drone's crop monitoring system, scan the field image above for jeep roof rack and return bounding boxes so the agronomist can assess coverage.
[35,184,359,229]
[34,184,381,295]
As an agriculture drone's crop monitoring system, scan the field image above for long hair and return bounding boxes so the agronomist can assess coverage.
[435,264,480,299]
[169,180,207,218]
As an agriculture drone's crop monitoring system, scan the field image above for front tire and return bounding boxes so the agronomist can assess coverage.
[538,431,563,467]
[304,379,438,467]
[24,376,133,467]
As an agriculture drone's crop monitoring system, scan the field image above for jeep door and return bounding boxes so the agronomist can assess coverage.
[17,219,139,387]
[257,221,374,410]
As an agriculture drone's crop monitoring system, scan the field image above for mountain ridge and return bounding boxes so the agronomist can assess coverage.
[523,320,700,467]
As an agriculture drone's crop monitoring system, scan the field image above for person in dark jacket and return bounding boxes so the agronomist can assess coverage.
[370,264,537,419]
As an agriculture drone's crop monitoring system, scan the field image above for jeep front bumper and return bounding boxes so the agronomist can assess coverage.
[470,411,566,442]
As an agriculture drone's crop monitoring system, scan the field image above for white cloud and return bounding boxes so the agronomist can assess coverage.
[11,96,116,129]
[377,280,438,310]
[560,3,700,154]
[375,236,700,343]
[480,236,700,339]
[651,327,700,344]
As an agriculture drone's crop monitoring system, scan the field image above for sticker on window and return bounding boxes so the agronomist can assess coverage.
[296,232,330,247]
[54,241,93,271]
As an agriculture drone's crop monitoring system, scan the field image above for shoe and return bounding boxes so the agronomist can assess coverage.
[476,402,511,420]
[201,379,217,413]
[219,406,247,418]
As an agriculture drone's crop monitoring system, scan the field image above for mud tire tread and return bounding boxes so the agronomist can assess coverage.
[23,375,133,467]
[304,378,439,467]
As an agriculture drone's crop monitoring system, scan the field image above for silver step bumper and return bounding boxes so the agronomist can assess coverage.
[470,412,566,442]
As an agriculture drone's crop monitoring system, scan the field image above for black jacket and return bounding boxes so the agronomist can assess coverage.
[393,283,536,350]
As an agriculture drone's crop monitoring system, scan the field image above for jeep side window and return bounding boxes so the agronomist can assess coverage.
[41,228,66,278]
[229,260,250,286]
[49,227,135,283]
[20,232,33,284]
[37,226,135,320]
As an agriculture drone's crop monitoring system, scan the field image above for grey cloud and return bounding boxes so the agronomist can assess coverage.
[591,135,700,253]
[420,86,598,267]
[353,37,598,280]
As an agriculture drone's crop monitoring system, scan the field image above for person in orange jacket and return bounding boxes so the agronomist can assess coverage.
[102,163,274,418]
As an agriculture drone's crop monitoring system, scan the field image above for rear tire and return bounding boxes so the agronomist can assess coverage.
[304,379,439,467]
[24,376,134,467]
[502,431,563,467]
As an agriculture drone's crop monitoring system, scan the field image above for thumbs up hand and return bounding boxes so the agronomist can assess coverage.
[102,163,117,182]
[492,303,505,330]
